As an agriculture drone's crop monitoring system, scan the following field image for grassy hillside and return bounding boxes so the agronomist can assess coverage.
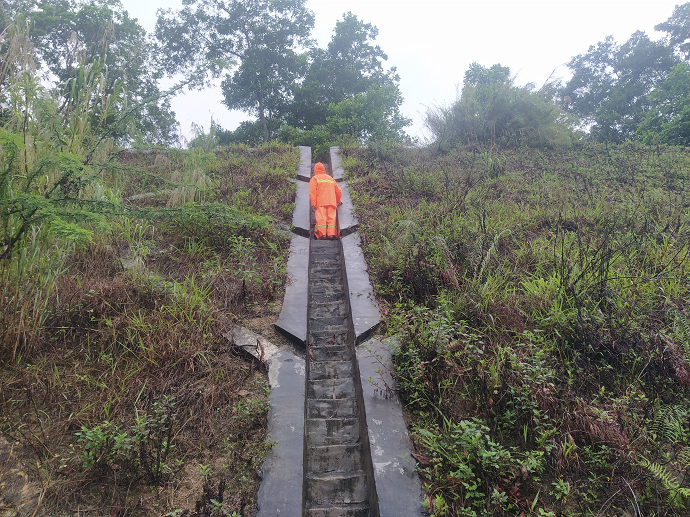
[1,144,298,516]
[342,141,690,516]
[5,137,690,516]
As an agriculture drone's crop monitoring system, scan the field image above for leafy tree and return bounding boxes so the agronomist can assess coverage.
[425,63,573,148]
[216,119,283,147]
[638,62,690,145]
[279,82,411,155]
[289,12,399,130]
[563,31,678,142]
[655,2,690,61]
[25,0,178,145]
[463,62,512,89]
[0,0,33,27]
[325,83,410,142]
[155,0,314,142]
[277,12,410,151]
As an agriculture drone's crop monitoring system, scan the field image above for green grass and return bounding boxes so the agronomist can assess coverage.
[344,140,690,516]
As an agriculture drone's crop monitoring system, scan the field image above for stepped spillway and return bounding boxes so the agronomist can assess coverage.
[304,237,377,516]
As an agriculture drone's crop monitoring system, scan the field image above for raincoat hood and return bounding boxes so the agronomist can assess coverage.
[309,161,342,208]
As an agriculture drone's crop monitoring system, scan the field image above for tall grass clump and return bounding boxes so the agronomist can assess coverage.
[425,63,577,150]
[0,226,70,360]
[0,21,115,360]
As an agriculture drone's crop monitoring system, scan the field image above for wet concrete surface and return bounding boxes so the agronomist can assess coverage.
[274,234,309,344]
[298,146,312,181]
[330,146,345,182]
[356,337,426,517]
[342,233,381,343]
[293,180,311,237]
[337,182,359,237]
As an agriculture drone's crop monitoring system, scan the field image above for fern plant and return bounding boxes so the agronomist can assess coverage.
[639,456,690,505]
[674,312,690,364]
[642,399,690,507]
[650,403,690,443]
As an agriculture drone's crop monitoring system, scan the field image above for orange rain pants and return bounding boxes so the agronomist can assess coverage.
[314,205,338,239]
[308,162,342,239]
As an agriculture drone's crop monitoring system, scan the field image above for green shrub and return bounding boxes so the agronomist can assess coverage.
[76,396,179,484]
[415,418,513,511]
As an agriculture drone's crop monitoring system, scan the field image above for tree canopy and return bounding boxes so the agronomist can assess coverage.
[18,0,178,145]
[560,3,690,145]
[655,2,690,61]
[155,5,410,146]
[637,62,690,145]
[155,0,314,142]
[288,12,400,130]
[563,31,679,143]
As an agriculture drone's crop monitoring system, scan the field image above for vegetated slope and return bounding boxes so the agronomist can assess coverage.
[343,141,690,516]
[0,143,298,516]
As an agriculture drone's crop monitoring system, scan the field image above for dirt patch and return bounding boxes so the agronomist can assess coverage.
[0,435,43,517]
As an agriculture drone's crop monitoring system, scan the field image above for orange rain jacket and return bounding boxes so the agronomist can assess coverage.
[308,162,342,207]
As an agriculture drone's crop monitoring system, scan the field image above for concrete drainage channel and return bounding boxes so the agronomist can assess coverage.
[233,146,425,517]
[305,235,378,516]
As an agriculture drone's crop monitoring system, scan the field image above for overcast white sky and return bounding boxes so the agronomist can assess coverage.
[119,0,682,142]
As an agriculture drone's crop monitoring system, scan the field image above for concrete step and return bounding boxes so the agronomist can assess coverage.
[311,278,343,289]
[310,292,345,304]
[307,417,360,445]
[310,316,348,328]
[309,250,341,263]
[310,287,346,303]
[308,443,363,473]
[306,472,368,506]
[308,398,357,419]
[311,345,352,362]
[311,282,342,291]
[312,260,341,270]
[307,325,347,346]
[309,360,354,380]
[311,260,341,270]
[311,240,340,251]
[311,243,340,253]
[309,331,348,345]
[311,262,341,272]
[310,280,344,291]
[311,301,348,319]
[307,507,370,517]
[308,378,356,399]
[312,268,342,279]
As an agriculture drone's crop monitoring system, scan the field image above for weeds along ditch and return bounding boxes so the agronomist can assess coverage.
[342,141,690,515]
[0,143,298,516]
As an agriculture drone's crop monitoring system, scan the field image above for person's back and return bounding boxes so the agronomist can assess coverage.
[308,162,342,239]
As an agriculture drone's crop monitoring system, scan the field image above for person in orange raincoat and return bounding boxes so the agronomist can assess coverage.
[308,162,342,239]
